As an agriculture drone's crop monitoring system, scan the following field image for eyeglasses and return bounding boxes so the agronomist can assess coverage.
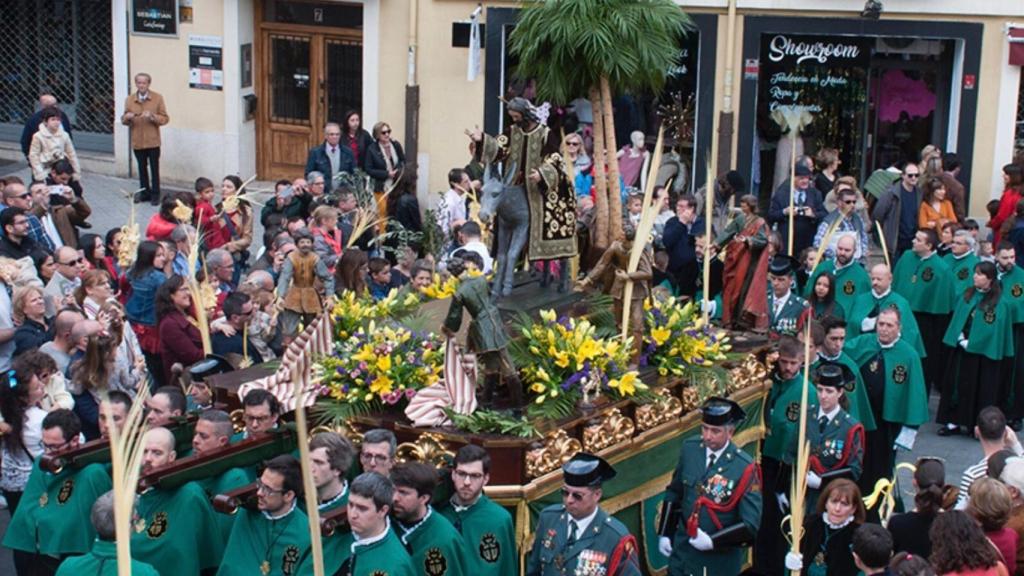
[381,130,391,135]
[255,479,285,495]
[42,438,71,452]
[244,413,274,425]
[453,469,486,482]
[905,173,920,179]
[59,258,82,266]
[360,452,390,463]
[560,487,590,501]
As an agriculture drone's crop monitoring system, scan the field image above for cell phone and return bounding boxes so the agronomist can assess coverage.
[49,185,64,196]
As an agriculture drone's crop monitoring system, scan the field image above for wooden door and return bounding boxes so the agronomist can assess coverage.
[258,30,362,180]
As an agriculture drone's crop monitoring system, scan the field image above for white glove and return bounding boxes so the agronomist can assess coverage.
[861,316,876,332]
[701,299,717,317]
[806,471,822,489]
[959,338,969,349]
[688,528,713,551]
[785,552,804,571]
[658,536,673,557]
[776,492,790,511]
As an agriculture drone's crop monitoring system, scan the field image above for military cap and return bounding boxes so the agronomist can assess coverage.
[814,362,855,390]
[563,453,616,487]
[769,254,798,277]
[701,396,745,426]
[188,354,234,382]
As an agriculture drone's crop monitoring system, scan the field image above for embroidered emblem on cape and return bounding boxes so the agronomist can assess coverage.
[984,309,997,324]
[147,511,168,539]
[958,268,969,281]
[922,267,934,282]
[282,545,300,575]
[425,547,448,576]
[843,280,855,295]
[57,478,74,504]
[786,402,801,422]
[1013,284,1023,298]
[892,365,908,384]
[480,533,501,563]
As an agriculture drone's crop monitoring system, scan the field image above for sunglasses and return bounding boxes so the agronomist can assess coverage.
[60,258,82,266]
[905,173,920,179]
[566,141,581,147]
[560,487,589,501]
[381,130,391,135]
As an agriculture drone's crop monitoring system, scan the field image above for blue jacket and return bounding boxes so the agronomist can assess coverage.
[305,143,356,192]
[125,269,167,326]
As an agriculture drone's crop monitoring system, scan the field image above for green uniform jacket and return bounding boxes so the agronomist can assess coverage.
[942,291,1015,361]
[764,373,819,463]
[812,354,877,431]
[444,275,510,353]
[55,540,160,576]
[197,467,252,543]
[3,460,111,555]
[790,404,864,511]
[318,486,354,575]
[395,506,471,576]
[345,524,417,576]
[845,290,926,357]
[846,335,929,426]
[804,260,870,318]
[132,482,225,575]
[944,252,979,299]
[526,504,640,576]
[768,291,808,338]
[892,251,955,314]
[662,438,762,576]
[218,504,312,576]
[439,494,517,576]
[999,265,1024,324]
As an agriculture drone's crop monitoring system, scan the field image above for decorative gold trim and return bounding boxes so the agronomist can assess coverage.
[229,409,245,434]
[636,389,684,431]
[582,408,636,453]
[395,432,453,467]
[525,429,582,480]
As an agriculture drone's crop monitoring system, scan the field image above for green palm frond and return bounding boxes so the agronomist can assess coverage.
[312,398,382,427]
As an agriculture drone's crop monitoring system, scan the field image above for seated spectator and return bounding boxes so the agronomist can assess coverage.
[310,205,343,270]
[31,251,55,286]
[12,286,51,357]
[29,179,90,250]
[100,300,145,399]
[44,159,84,203]
[409,259,433,290]
[3,179,55,254]
[74,269,113,319]
[101,229,123,291]
[335,248,368,297]
[888,457,959,558]
[391,245,416,287]
[18,349,72,412]
[251,234,294,283]
[237,271,279,360]
[155,275,204,386]
[931,510,1010,576]
[43,246,84,318]
[888,552,936,576]
[211,292,264,364]
[366,257,395,301]
[968,477,1019,573]
[0,207,45,261]
[28,107,80,183]
[39,308,84,374]
[0,358,48,512]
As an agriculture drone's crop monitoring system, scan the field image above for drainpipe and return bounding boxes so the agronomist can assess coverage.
[716,0,737,173]
[404,0,420,186]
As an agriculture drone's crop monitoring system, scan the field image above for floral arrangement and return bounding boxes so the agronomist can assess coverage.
[642,297,731,377]
[513,309,645,419]
[416,269,486,301]
[317,321,444,418]
[329,289,421,340]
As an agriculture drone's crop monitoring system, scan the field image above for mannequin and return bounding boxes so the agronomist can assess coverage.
[617,131,650,190]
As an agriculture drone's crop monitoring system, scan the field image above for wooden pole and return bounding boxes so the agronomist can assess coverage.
[590,86,610,249]
[620,126,665,340]
[293,348,325,576]
[107,386,150,576]
[602,76,624,243]
[703,156,714,325]
[787,128,797,255]
[875,220,892,270]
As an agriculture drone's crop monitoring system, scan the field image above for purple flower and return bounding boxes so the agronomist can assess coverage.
[405,388,416,398]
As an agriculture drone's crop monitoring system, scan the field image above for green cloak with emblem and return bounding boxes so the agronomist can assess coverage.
[764,374,819,463]
[439,494,517,576]
[659,438,762,576]
[892,251,955,314]
[812,354,877,431]
[999,265,1024,324]
[394,507,470,576]
[845,335,929,426]
[2,461,112,556]
[526,504,641,576]
[477,123,577,261]
[132,481,225,575]
[197,466,253,542]
[218,503,312,576]
[309,485,353,575]
[944,252,979,298]
[844,290,926,357]
[55,540,160,576]
[342,524,416,576]
[804,260,871,317]
[942,291,1015,361]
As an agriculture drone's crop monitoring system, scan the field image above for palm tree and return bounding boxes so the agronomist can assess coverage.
[510,0,692,249]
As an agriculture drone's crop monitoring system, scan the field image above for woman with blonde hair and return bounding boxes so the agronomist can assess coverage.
[100,300,146,397]
[12,286,50,357]
[310,204,343,270]
[74,269,114,319]
[968,477,1018,573]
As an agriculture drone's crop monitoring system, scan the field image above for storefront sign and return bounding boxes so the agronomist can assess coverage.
[132,0,178,37]
[189,35,224,91]
[744,58,759,80]
[765,34,870,68]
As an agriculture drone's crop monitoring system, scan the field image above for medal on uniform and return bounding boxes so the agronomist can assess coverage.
[260,560,271,575]
[134,517,146,533]
[38,493,48,507]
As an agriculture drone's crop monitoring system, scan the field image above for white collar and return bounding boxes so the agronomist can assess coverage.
[318,480,348,510]
[397,506,432,543]
[570,506,600,538]
[352,517,392,552]
[773,291,791,306]
[262,499,297,521]
[705,444,727,464]
[817,405,841,423]
[953,251,972,261]
[878,335,901,349]
[451,494,481,513]
[872,288,891,299]
[822,512,855,530]
[818,350,842,362]
[920,251,936,261]
[834,259,853,272]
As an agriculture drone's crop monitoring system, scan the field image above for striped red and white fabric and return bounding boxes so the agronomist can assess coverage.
[238,312,334,412]
[404,337,478,427]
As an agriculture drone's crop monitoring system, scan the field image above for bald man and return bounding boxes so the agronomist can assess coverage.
[803,233,870,317]
[132,427,225,574]
[845,264,925,356]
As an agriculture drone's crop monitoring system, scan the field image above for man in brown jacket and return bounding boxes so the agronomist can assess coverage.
[121,73,169,206]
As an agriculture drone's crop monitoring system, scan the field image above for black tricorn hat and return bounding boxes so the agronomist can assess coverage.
[188,354,234,382]
[769,255,798,277]
[701,396,746,426]
[563,453,617,487]
[794,163,813,177]
[814,362,855,389]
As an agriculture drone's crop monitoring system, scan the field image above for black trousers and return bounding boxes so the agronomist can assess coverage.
[134,146,161,200]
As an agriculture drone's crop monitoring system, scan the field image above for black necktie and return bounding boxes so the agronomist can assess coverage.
[707,452,717,471]
[567,520,578,547]
[819,415,828,434]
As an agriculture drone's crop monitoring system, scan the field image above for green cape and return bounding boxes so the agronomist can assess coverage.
[55,539,160,576]
[943,252,979,299]
[846,335,929,426]
[394,507,471,576]
[439,494,518,576]
[999,265,1024,324]
[346,525,417,576]
[217,504,313,576]
[805,260,870,317]
[3,460,111,555]
[845,290,926,356]
[764,373,819,462]
[131,482,225,574]
[197,466,253,543]
[892,251,955,314]
[942,291,1015,361]
[314,485,353,575]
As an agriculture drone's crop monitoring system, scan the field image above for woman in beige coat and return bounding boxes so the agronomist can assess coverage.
[28,107,80,182]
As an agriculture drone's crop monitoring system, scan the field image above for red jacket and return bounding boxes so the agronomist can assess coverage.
[990,187,1022,245]
[158,310,205,385]
[145,214,177,242]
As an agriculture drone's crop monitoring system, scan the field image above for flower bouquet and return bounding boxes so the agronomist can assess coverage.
[513,309,646,419]
[330,289,421,340]
[316,321,444,421]
[642,296,732,378]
